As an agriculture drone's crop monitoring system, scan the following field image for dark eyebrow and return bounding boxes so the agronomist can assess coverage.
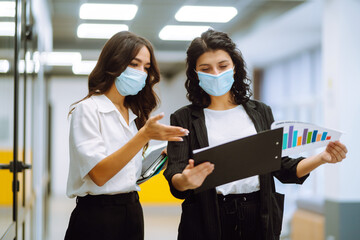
[198,60,230,67]
[133,57,151,66]
[218,60,230,64]
[198,63,210,67]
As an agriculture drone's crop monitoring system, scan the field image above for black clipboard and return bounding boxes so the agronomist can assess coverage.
[193,128,283,193]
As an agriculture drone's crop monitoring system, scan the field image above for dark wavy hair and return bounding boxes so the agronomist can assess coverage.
[69,31,160,131]
[185,29,252,107]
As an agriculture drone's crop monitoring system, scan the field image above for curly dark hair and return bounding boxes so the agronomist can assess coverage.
[70,31,160,131]
[185,29,252,107]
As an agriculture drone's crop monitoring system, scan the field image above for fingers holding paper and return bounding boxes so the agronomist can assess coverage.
[321,141,348,164]
[296,141,348,178]
[171,159,214,191]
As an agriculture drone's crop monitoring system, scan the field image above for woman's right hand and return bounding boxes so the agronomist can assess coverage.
[140,113,189,142]
[172,159,215,191]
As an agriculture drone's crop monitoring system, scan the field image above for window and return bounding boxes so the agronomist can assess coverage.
[259,47,325,236]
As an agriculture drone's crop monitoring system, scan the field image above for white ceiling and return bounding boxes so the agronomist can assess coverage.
[49,0,307,77]
[235,0,322,68]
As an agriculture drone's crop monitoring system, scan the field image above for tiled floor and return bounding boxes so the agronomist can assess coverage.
[47,195,181,240]
[0,207,12,236]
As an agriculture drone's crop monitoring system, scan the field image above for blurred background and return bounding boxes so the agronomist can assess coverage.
[1,0,359,239]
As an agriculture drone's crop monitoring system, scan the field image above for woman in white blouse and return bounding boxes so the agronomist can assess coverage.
[64,31,188,240]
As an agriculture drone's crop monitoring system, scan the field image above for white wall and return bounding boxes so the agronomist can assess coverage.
[153,72,189,124]
[322,0,360,201]
[32,0,53,238]
[49,77,88,196]
[0,77,13,148]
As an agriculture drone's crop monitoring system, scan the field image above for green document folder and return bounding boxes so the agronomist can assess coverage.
[137,144,167,184]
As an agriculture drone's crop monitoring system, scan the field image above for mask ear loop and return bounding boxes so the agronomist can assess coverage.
[193,69,204,94]
[194,69,200,81]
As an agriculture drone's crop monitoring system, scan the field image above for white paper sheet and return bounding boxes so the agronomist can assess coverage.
[271,121,343,157]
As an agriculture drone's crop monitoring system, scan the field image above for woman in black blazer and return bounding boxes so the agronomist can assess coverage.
[163,29,347,240]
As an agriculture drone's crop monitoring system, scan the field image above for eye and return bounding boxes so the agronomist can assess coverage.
[220,65,228,69]
[199,68,210,73]
[130,62,138,67]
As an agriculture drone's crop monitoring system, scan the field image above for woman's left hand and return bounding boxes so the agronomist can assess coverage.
[161,148,168,170]
[296,141,348,178]
[161,148,167,155]
[320,141,348,164]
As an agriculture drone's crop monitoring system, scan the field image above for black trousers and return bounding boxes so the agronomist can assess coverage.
[64,192,144,240]
[218,191,262,240]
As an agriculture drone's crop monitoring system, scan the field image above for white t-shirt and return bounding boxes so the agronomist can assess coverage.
[204,105,260,195]
[66,94,142,198]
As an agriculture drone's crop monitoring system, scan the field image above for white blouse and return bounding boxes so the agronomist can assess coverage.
[66,94,142,198]
[204,105,260,195]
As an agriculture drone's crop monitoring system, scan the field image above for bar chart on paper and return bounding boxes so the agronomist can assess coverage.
[271,121,343,156]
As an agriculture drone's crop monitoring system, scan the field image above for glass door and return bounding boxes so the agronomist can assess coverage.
[16,0,35,238]
[0,0,33,239]
[0,0,17,238]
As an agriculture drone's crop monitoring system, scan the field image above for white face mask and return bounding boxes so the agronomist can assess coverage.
[115,67,147,96]
[197,68,235,96]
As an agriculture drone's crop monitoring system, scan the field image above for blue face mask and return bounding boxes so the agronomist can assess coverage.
[197,68,235,96]
[115,67,148,96]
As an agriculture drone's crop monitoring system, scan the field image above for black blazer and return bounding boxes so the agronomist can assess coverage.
[164,100,309,240]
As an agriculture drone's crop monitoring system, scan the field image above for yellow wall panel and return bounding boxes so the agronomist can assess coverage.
[0,150,13,205]
[139,170,182,205]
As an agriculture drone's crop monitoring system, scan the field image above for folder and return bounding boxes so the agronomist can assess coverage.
[137,144,167,184]
[193,128,283,193]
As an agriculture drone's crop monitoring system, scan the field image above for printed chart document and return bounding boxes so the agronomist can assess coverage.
[193,128,283,193]
[137,143,167,184]
[271,121,343,157]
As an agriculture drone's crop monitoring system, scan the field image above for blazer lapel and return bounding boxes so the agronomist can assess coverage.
[191,107,209,149]
[243,100,266,132]
[191,107,220,240]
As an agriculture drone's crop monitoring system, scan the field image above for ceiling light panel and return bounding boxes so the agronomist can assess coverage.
[77,23,129,39]
[0,1,15,17]
[19,60,35,73]
[0,22,15,36]
[43,52,82,66]
[175,6,238,23]
[159,25,211,41]
[79,3,138,20]
[0,60,10,73]
[72,61,97,75]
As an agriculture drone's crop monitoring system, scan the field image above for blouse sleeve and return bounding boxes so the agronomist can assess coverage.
[163,112,193,199]
[69,102,107,179]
